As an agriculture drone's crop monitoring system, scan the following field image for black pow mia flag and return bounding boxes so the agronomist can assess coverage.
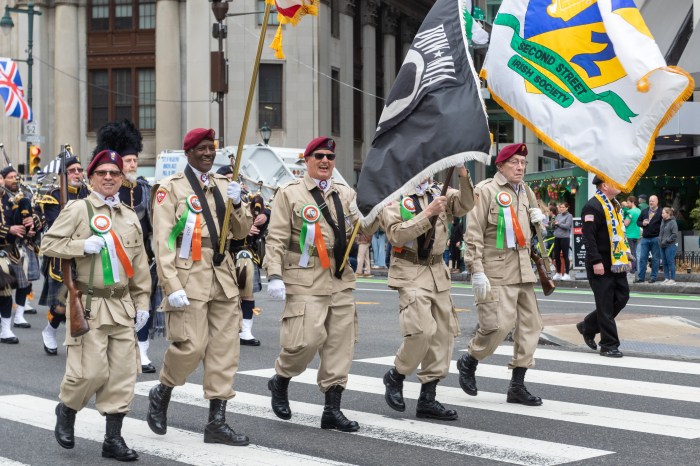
[357,0,491,224]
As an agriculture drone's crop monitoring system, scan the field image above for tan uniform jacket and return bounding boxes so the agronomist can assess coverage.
[264,175,372,296]
[466,172,536,285]
[41,193,151,333]
[153,172,252,301]
[382,176,474,293]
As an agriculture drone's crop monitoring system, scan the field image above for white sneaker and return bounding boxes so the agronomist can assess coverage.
[552,273,562,280]
[666,279,676,285]
[562,274,571,281]
[662,279,669,283]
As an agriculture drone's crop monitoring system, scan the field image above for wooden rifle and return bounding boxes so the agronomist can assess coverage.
[58,145,89,337]
[524,184,556,296]
[422,166,456,250]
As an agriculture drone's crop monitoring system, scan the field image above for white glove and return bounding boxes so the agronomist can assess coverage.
[472,272,491,302]
[84,235,105,254]
[267,279,286,301]
[168,289,190,308]
[226,181,242,204]
[528,207,546,225]
[135,310,149,332]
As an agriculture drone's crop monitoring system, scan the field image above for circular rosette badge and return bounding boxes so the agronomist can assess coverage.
[401,197,416,213]
[301,204,320,223]
[186,194,203,213]
[496,191,513,207]
[90,214,112,234]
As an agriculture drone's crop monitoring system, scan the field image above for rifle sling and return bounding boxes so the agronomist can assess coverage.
[310,187,347,279]
[184,165,226,266]
[84,200,96,317]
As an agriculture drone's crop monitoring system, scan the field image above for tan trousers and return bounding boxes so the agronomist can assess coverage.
[356,243,371,274]
[275,290,357,392]
[60,323,138,415]
[394,288,459,384]
[468,283,543,368]
[160,277,241,399]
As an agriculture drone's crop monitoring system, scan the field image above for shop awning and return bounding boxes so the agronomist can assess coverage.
[640,0,693,57]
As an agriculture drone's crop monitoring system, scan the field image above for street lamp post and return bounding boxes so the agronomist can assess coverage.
[1,1,42,171]
[211,0,230,149]
[260,122,271,145]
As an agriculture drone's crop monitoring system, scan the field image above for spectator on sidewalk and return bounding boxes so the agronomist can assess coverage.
[449,217,465,273]
[371,229,387,268]
[659,207,678,285]
[623,195,641,274]
[636,195,662,283]
[552,202,573,280]
[356,233,372,277]
[637,194,649,212]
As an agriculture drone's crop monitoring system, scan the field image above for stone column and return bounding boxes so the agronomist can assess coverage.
[54,1,80,154]
[336,0,356,181]
[156,0,182,152]
[361,0,379,160]
[185,0,211,132]
[382,7,399,94]
[400,17,420,58]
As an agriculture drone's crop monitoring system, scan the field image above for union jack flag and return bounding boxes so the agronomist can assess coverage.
[0,57,33,121]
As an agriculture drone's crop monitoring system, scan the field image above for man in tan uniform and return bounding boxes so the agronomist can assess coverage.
[264,136,372,432]
[381,165,473,420]
[457,143,546,406]
[147,128,252,446]
[44,150,151,461]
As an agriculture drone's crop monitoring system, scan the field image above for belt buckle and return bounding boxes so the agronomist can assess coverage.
[107,287,115,298]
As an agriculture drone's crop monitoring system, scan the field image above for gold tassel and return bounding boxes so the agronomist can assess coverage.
[270,24,286,60]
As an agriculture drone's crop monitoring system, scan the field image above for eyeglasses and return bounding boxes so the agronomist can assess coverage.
[308,153,336,161]
[67,167,84,175]
[92,170,122,178]
[506,159,528,167]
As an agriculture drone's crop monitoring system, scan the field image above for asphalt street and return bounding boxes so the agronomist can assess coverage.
[1,277,699,465]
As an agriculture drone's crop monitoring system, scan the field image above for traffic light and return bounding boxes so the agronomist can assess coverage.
[29,145,42,175]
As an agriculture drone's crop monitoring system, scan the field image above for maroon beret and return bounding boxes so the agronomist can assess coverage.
[495,143,528,165]
[304,137,336,158]
[183,128,215,151]
[87,150,123,177]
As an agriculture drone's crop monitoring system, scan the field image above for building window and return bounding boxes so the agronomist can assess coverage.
[331,0,340,38]
[258,64,283,129]
[89,0,156,31]
[89,67,155,131]
[257,0,280,26]
[331,68,340,136]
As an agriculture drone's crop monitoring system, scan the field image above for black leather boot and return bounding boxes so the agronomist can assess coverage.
[203,399,250,446]
[320,385,359,432]
[507,367,543,406]
[416,380,458,421]
[147,383,173,435]
[456,353,479,396]
[268,374,292,420]
[102,413,139,461]
[383,368,406,412]
[55,402,76,449]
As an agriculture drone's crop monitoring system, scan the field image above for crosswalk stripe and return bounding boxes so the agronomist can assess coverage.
[492,346,700,375]
[238,368,700,439]
[356,356,700,403]
[134,381,612,465]
[0,457,28,466]
[0,395,350,466]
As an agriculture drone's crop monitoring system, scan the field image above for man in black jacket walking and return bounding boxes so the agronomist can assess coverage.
[635,194,662,283]
[576,176,631,358]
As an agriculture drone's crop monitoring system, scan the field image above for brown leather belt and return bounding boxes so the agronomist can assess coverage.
[76,283,129,299]
[288,242,335,258]
[393,249,443,266]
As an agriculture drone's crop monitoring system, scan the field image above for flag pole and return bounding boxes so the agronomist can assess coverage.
[218,2,273,258]
[421,166,455,250]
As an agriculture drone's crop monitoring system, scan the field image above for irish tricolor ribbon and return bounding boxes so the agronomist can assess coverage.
[90,214,134,286]
[495,191,526,249]
[298,204,330,268]
[168,194,203,260]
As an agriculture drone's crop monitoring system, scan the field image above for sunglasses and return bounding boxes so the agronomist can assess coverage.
[308,153,336,161]
[67,167,84,175]
[93,170,123,178]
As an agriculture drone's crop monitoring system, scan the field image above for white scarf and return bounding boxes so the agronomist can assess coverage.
[94,191,121,208]
[189,165,210,187]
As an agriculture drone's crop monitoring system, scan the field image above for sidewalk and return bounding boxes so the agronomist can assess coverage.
[366,267,700,295]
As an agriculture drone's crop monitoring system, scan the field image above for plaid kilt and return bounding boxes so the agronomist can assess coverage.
[39,257,66,307]
[8,261,28,289]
